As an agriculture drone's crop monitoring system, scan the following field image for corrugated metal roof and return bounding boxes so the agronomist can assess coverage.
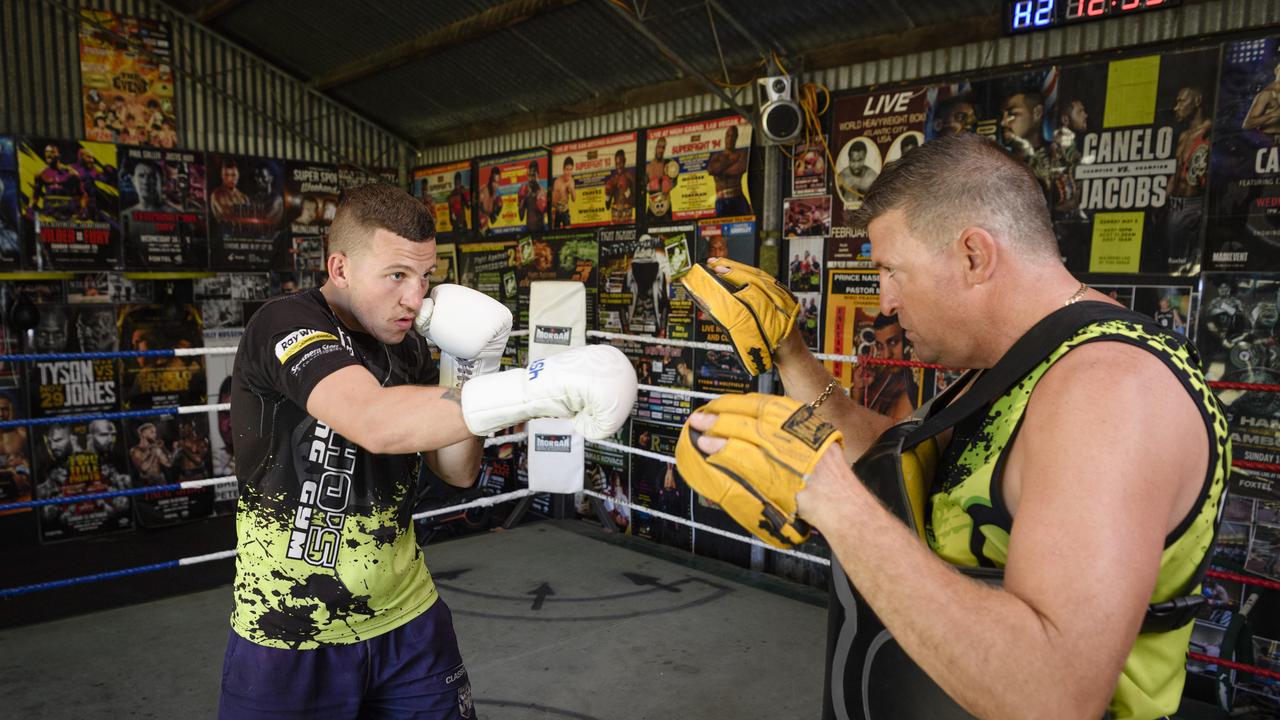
[172,0,996,147]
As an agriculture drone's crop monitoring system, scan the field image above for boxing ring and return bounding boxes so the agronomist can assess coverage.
[2,312,1279,717]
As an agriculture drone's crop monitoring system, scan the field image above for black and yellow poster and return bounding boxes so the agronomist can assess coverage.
[117,303,206,410]
[18,138,120,270]
[78,9,177,147]
[644,115,752,223]
[412,160,472,236]
[549,132,638,228]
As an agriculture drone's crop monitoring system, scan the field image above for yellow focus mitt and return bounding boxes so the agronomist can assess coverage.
[679,258,799,376]
[676,393,843,548]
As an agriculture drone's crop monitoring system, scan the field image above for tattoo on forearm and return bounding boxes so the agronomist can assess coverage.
[441,388,461,405]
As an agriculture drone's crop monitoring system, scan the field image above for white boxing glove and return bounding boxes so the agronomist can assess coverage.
[461,344,637,440]
[416,284,513,388]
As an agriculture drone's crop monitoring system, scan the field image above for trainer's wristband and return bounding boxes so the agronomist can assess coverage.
[808,379,840,411]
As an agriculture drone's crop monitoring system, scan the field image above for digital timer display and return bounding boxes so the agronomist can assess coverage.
[1005,0,1182,34]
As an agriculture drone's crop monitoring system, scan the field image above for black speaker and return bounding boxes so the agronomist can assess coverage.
[757,75,803,145]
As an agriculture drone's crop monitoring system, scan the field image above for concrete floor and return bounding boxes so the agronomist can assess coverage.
[0,521,828,719]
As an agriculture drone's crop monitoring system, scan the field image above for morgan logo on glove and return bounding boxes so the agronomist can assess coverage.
[533,434,572,453]
[781,406,839,450]
[533,325,572,346]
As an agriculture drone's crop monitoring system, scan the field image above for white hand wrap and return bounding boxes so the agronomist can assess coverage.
[461,344,637,440]
[416,284,512,388]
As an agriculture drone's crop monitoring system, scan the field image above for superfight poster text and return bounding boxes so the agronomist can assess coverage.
[34,418,132,542]
[476,150,549,236]
[833,87,927,225]
[597,227,639,334]
[286,161,340,289]
[515,230,598,330]
[412,160,472,236]
[1205,37,1280,271]
[117,303,207,410]
[0,386,32,518]
[207,153,287,270]
[628,421,691,551]
[458,238,519,333]
[0,137,20,268]
[27,304,119,419]
[636,225,695,341]
[17,138,120,270]
[121,146,207,269]
[124,414,214,528]
[644,115,753,223]
[1051,49,1219,275]
[78,9,177,147]
[1197,274,1280,487]
[549,132,638,228]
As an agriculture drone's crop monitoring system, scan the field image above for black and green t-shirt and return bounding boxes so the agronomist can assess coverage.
[229,288,439,649]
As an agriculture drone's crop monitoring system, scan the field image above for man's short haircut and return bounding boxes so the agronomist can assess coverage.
[136,422,155,436]
[850,133,1058,262]
[563,157,574,169]
[848,139,868,157]
[615,149,626,161]
[327,183,435,257]
[872,313,902,331]
[222,158,239,172]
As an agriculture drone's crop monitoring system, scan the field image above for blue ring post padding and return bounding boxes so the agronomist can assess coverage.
[0,559,182,598]
[0,481,197,512]
[0,406,181,430]
[0,349,177,363]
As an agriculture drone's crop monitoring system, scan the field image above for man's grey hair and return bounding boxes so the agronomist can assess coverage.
[849,132,1058,262]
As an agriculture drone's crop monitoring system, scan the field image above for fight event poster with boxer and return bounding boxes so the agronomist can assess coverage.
[286,161,339,289]
[783,196,833,238]
[458,239,519,336]
[123,414,214,529]
[695,216,754,265]
[638,224,695,342]
[1197,273,1280,488]
[583,423,630,533]
[626,337,693,425]
[475,150,548,236]
[1050,49,1219,275]
[0,137,20,268]
[120,146,207,269]
[690,219,754,395]
[18,138,120,270]
[548,132,638,228]
[1086,281,1197,338]
[1205,37,1280,271]
[628,421,691,552]
[33,416,133,542]
[206,153,287,270]
[597,227,640,334]
[515,230,598,330]
[431,242,458,286]
[787,236,824,352]
[411,160,472,237]
[27,304,119,419]
[643,115,753,223]
[832,87,927,225]
[78,9,177,147]
[117,302,207,411]
[0,386,31,519]
[791,136,828,197]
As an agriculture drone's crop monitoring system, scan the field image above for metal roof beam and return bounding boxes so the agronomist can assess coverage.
[196,0,248,23]
[312,0,581,91]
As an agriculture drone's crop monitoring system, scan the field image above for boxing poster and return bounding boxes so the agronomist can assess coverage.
[832,87,927,225]
[458,238,519,333]
[637,222,696,340]
[0,387,31,517]
[337,163,399,191]
[1049,49,1219,275]
[1084,281,1198,339]
[124,414,214,528]
[33,417,133,542]
[597,227,640,334]
[548,132,638,228]
[117,303,207,410]
[17,138,120,270]
[26,304,120,420]
[0,137,20,269]
[1205,37,1280,271]
[787,236,825,352]
[475,149,549,236]
[78,9,177,147]
[643,115,753,223]
[695,216,755,265]
[207,153,287,270]
[624,338,693,425]
[431,242,458,286]
[285,161,339,289]
[583,423,630,532]
[411,160,472,236]
[628,421,691,551]
[783,196,832,238]
[515,230,598,330]
[120,146,207,269]
[1196,273,1280,490]
[791,136,829,197]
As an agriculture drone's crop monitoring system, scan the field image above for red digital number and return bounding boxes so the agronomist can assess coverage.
[1087,0,1107,16]
[1067,0,1087,18]
[1120,0,1141,8]
[1147,0,1165,5]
